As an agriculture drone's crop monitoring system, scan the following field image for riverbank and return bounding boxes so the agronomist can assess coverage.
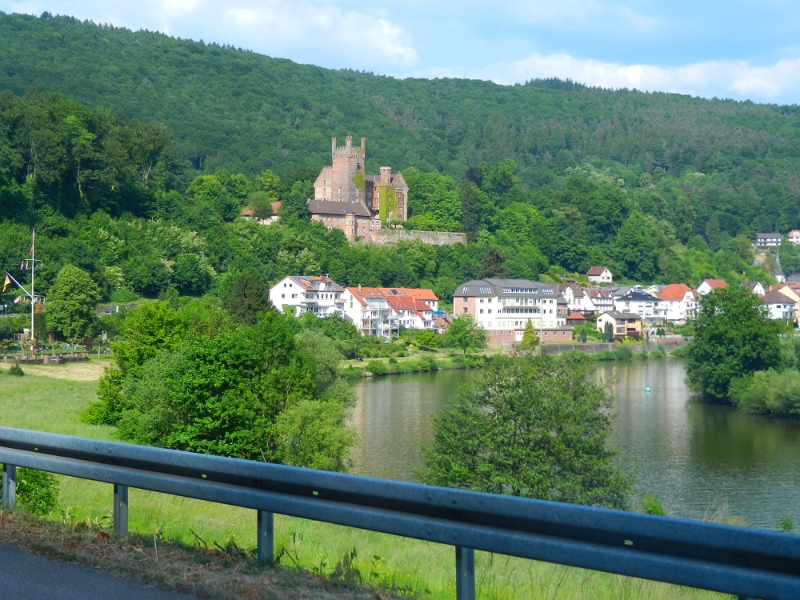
[0,360,726,599]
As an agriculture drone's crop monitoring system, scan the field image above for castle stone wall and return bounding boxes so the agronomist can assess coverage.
[365,230,468,246]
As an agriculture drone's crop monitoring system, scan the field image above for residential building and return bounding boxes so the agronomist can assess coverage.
[657,284,698,323]
[310,136,408,241]
[387,295,435,331]
[756,233,782,248]
[270,275,346,318]
[697,279,728,295]
[775,286,800,325]
[613,289,665,323]
[587,266,613,284]
[378,288,439,312]
[344,286,397,337]
[763,291,796,321]
[788,230,800,246]
[586,288,614,313]
[742,281,766,296]
[453,278,570,344]
[566,312,587,326]
[596,311,642,339]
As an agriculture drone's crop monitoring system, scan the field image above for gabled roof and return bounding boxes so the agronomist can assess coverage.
[378,288,438,302]
[616,290,660,302]
[763,291,793,304]
[587,266,610,276]
[659,284,693,301]
[701,279,727,289]
[598,311,641,320]
[307,199,371,217]
[757,233,782,239]
[346,286,387,306]
[287,275,344,292]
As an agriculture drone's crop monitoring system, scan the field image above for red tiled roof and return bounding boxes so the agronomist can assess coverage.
[660,283,692,301]
[566,312,586,321]
[241,208,255,216]
[587,266,608,276]
[702,279,727,289]
[378,288,438,302]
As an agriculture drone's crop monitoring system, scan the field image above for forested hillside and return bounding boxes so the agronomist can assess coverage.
[2,11,800,313]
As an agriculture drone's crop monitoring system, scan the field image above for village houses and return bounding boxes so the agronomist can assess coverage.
[587,266,613,284]
[596,311,643,339]
[657,284,698,323]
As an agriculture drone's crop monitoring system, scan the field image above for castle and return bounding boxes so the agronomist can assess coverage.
[308,136,408,242]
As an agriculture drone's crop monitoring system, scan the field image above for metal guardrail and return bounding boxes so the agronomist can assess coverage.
[0,426,798,600]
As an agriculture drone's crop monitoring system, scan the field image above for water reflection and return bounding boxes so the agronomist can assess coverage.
[350,361,800,528]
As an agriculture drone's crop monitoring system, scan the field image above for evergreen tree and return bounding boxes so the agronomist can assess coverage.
[706,215,721,252]
[225,269,272,325]
[517,320,539,352]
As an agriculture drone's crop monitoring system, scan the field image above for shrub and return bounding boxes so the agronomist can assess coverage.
[613,346,633,361]
[641,493,666,516]
[649,345,667,359]
[729,370,800,417]
[670,345,689,358]
[366,360,388,376]
[0,468,59,516]
[8,364,24,377]
[595,350,617,361]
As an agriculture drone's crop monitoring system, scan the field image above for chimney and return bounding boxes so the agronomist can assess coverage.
[380,166,391,185]
[358,284,362,292]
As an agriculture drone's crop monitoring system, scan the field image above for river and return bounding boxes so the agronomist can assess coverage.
[349,360,800,529]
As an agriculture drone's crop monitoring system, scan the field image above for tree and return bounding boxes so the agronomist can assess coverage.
[280,181,312,221]
[225,269,272,325]
[705,215,721,252]
[416,329,439,348]
[517,320,538,352]
[444,314,488,355]
[686,287,782,401]
[46,265,101,341]
[603,322,614,343]
[421,353,632,508]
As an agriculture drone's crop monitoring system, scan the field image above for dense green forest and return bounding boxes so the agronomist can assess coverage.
[2,11,800,316]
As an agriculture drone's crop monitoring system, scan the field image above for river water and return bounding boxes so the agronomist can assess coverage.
[349,360,800,529]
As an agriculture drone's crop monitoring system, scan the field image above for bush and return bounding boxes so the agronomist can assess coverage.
[595,350,617,361]
[641,493,666,516]
[649,345,667,359]
[729,370,800,417]
[670,345,689,358]
[366,360,388,376]
[0,468,59,516]
[613,346,633,361]
[8,364,24,377]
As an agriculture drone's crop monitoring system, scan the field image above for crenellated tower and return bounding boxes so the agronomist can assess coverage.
[315,136,366,203]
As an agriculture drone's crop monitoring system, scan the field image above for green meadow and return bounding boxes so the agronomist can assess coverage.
[0,360,726,599]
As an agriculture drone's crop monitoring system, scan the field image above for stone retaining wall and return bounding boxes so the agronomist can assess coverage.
[367,230,467,246]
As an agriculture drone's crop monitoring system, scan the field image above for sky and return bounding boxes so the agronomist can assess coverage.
[1,0,800,105]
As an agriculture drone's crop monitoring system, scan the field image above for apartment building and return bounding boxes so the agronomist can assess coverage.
[613,289,665,323]
[453,278,571,344]
[657,284,698,323]
[344,286,397,337]
[269,275,346,317]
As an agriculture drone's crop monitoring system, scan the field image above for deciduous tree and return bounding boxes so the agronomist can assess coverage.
[421,353,632,508]
[46,265,101,341]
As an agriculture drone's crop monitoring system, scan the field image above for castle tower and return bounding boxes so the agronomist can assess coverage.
[321,135,365,203]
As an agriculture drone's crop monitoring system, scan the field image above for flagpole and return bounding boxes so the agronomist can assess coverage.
[30,229,35,358]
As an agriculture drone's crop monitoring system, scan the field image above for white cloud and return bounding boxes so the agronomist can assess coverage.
[221,1,416,67]
[415,53,800,103]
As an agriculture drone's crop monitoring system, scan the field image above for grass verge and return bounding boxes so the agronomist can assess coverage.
[0,360,726,599]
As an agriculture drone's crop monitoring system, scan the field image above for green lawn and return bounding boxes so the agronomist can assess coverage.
[0,364,726,600]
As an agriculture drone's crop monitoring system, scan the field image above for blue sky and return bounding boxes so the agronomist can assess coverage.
[2,0,799,104]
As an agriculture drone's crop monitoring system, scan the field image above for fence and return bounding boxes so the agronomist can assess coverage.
[0,426,798,600]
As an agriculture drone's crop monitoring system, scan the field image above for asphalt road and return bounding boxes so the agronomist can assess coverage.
[0,543,196,599]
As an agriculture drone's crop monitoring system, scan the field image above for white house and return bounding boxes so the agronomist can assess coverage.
[586,288,614,314]
[613,290,665,323]
[269,275,346,318]
[756,233,782,248]
[742,281,766,296]
[453,278,570,345]
[788,230,800,246]
[587,266,613,284]
[696,279,728,296]
[657,284,698,323]
[344,286,397,337]
[763,291,796,321]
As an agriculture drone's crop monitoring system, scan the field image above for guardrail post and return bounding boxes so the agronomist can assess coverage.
[113,484,128,536]
[257,510,274,565]
[455,546,475,600]
[2,464,16,511]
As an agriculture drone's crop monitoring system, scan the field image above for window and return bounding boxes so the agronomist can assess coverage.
[281,294,285,299]
[479,309,484,314]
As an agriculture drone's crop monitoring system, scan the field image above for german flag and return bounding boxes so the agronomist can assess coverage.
[2,274,10,294]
